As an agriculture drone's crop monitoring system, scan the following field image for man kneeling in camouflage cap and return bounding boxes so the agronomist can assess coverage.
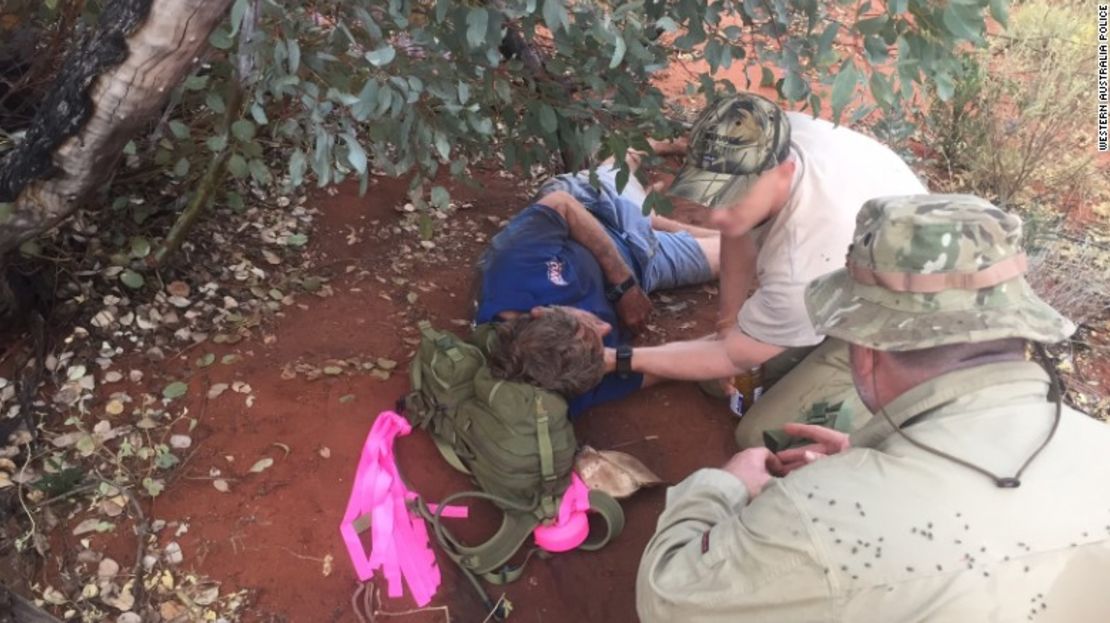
[637,194,1110,622]
[607,92,926,449]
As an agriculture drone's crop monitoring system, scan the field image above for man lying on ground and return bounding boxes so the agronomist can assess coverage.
[474,151,720,416]
[637,194,1110,622]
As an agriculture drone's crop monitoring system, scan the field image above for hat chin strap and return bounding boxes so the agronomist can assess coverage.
[849,253,1028,293]
[872,342,1061,489]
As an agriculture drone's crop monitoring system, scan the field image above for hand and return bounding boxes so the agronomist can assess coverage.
[615,285,653,335]
[603,347,617,374]
[721,448,783,498]
[773,423,852,475]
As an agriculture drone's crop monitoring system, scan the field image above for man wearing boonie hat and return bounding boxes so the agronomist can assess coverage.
[636,194,1110,622]
[606,92,926,448]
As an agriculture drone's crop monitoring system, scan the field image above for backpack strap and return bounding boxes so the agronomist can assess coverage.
[532,394,559,518]
[577,490,625,551]
[432,435,472,475]
[421,491,542,575]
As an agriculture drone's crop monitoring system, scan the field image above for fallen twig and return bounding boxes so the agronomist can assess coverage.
[352,583,454,623]
[608,434,660,451]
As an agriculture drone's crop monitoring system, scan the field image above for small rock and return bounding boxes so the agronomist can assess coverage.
[167,295,191,309]
[118,613,142,623]
[145,347,165,362]
[141,555,158,571]
[104,371,123,384]
[169,435,192,449]
[129,370,143,383]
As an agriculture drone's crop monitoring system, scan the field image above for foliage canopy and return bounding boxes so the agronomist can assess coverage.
[2,0,1005,219]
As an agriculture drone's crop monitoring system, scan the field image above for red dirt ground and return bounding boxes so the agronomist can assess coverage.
[26,25,1110,620]
[47,165,735,623]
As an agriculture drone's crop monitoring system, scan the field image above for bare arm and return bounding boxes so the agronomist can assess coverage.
[538,191,653,332]
[717,233,758,333]
[606,326,784,381]
[538,191,632,285]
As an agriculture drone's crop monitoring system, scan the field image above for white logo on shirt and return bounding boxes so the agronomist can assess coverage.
[546,259,568,286]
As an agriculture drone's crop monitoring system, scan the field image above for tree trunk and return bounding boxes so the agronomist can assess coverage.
[0,0,233,257]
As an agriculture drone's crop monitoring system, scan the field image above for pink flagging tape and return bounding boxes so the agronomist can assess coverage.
[339,411,467,606]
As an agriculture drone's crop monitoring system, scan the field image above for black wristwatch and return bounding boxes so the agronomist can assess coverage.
[606,276,638,302]
[616,344,633,378]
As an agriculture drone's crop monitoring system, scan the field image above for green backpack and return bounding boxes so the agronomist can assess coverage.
[402,322,624,614]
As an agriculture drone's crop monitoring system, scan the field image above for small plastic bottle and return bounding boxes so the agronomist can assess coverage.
[729,366,764,418]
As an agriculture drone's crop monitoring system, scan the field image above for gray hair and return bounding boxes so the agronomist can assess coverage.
[488,309,606,397]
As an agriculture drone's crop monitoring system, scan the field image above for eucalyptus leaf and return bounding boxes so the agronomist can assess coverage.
[830,63,858,122]
[173,157,190,178]
[365,45,396,67]
[343,134,368,174]
[609,35,627,69]
[231,120,256,142]
[289,149,307,187]
[206,92,226,114]
[780,71,808,101]
[206,135,228,152]
[539,104,558,134]
[120,270,144,289]
[129,237,151,259]
[168,120,190,139]
[162,381,189,400]
[466,8,488,49]
[209,28,233,50]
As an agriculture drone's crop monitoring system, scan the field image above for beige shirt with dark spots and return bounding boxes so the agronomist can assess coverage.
[638,361,1110,622]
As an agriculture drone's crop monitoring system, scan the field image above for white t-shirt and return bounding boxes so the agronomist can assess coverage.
[738,112,927,347]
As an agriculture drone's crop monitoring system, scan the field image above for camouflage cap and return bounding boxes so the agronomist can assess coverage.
[668,92,791,209]
[805,194,1075,351]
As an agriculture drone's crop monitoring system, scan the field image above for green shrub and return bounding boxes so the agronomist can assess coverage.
[921,0,1098,209]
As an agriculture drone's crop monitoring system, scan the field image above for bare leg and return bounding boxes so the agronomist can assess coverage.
[650,214,719,239]
[694,235,721,278]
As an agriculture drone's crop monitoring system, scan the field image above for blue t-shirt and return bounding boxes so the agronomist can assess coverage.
[475,204,643,417]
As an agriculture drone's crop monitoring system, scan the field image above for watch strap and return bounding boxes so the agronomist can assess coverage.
[606,276,637,302]
[616,345,633,378]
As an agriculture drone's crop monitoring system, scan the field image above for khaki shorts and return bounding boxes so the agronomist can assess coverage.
[734,338,872,449]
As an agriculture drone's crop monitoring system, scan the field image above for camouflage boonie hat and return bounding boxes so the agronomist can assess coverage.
[668,92,791,208]
[805,194,1075,351]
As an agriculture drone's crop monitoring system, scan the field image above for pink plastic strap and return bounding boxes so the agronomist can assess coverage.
[532,473,592,553]
[339,411,467,606]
